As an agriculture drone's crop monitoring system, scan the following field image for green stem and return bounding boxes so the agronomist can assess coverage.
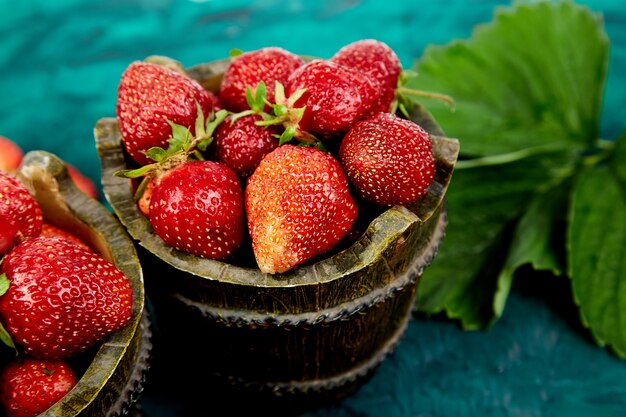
[396,87,456,108]
[456,143,570,169]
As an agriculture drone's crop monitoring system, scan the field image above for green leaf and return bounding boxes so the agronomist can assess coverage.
[408,0,609,157]
[229,48,244,58]
[167,120,192,147]
[145,146,168,162]
[0,273,8,296]
[0,274,15,350]
[0,321,15,350]
[493,183,568,318]
[568,136,626,357]
[417,146,578,329]
[114,164,155,179]
[612,134,626,184]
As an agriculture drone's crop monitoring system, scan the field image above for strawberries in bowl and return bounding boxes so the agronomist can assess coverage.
[0,152,151,417]
[95,41,459,401]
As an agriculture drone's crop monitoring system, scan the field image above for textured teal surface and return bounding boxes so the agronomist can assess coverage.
[1,1,625,416]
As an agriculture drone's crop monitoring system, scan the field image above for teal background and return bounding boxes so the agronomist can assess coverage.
[1,1,625,416]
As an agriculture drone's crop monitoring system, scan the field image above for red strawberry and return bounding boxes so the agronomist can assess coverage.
[330,39,402,114]
[0,358,76,417]
[148,160,245,260]
[39,223,92,252]
[284,59,379,138]
[214,114,280,178]
[0,236,133,359]
[339,112,435,206]
[245,145,358,274]
[219,47,304,112]
[0,136,23,173]
[0,171,43,256]
[116,61,218,166]
[136,177,156,217]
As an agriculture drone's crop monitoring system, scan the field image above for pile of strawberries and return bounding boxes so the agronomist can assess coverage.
[115,39,440,274]
[0,161,132,417]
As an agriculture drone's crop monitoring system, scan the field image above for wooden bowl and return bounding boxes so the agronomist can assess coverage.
[10,151,152,417]
[94,58,459,406]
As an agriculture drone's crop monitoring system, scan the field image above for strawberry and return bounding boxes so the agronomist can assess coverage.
[136,177,155,217]
[116,61,218,166]
[0,171,43,256]
[330,39,402,114]
[39,223,92,252]
[245,144,358,274]
[148,160,245,260]
[339,112,435,206]
[0,236,133,359]
[214,114,280,178]
[218,47,304,112]
[283,59,379,139]
[0,358,76,417]
[0,136,23,173]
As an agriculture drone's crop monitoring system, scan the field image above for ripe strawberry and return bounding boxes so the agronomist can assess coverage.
[0,171,43,256]
[219,47,304,112]
[0,136,23,173]
[214,114,280,178]
[0,236,133,359]
[284,59,379,138]
[245,145,358,274]
[39,223,92,252]
[0,358,77,417]
[330,39,402,114]
[148,160,245,260]
[339,112,435,206]
[116,61,218,166]
[136,177,155,217]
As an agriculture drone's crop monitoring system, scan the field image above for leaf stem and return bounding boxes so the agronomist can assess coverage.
[456,143,570,169]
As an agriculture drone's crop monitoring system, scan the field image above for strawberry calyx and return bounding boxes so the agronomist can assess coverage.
[0,272,17,352]
[231,81,320,147]
[392,70,456,117]
[115,105,228,201]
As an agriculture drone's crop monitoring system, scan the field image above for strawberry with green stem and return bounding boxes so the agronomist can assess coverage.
[0,358,77,417]
[213,82,281,178]
[218,47,305,113]
[330,38,455,116]
[117,108,246,260]
[119,106,229,205]
[238,59,381,146]
[116,60,219,166]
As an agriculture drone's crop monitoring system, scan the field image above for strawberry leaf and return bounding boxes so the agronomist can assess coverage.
[411,0,613,335]
[417,147,578,328]
[567,136,626,357]
[492,183,568,319]
[407,1,608,158]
